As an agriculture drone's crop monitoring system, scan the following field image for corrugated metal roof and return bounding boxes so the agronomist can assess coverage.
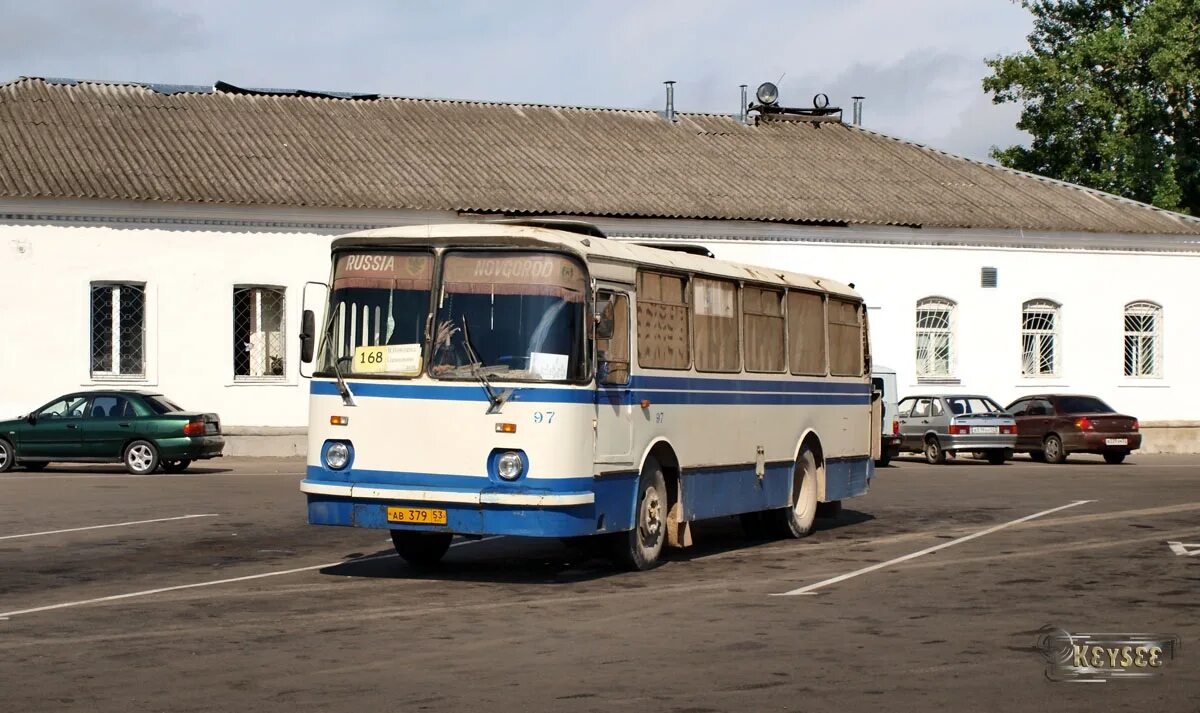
[1,76,1197,235]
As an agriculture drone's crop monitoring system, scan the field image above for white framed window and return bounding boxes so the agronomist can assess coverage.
[90,282,146,379]
[1021,299,1060,376]
[234,286,287,381]
[915,297,955,379]
[1124,301,1162,377]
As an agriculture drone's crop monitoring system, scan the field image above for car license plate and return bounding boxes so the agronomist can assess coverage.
[386,507,447,525]
[972,426,999,434]
[1105,438,1128,446]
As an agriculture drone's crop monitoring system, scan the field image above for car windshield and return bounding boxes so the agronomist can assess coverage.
[945,397,1004,415]
[1057,396,1114,413]
[430,251,587,382]
[318,251,433,377]
[145,396,183,414]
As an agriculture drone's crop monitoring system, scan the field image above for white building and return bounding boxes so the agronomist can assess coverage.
[2,77,1197,454]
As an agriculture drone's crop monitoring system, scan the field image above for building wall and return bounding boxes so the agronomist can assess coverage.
[704,240,1198,421]
[0,222,333,426]
[2,208,1196,441]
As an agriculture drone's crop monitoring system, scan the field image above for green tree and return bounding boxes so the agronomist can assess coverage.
[984,0,1199,214]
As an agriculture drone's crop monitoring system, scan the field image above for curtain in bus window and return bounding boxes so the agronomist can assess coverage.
[743,286,785,372]
[788,291,826,375]
[693,278,739,372]
[637,271,690,369]
[829,298,863,376]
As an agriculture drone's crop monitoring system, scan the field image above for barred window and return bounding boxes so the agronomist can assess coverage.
[1124,301,1162,377]
[915,297,954,379]
[1021,299,1060,376]
[234,286,286,380]
[90,283,145,378]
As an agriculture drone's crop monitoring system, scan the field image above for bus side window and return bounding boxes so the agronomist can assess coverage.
[788,291,827,376]
[636,271,691,369]
[829,297,863,377]
[597,292,630,385]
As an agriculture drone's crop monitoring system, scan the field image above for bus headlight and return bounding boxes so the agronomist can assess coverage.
[496,451,524,480]
[325,442,350,470]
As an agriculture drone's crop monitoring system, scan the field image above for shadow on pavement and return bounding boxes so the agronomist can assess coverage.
[318,509,876,584]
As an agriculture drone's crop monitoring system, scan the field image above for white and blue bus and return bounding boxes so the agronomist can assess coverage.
[299,221,877,570]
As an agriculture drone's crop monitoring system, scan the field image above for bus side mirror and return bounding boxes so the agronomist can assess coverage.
[594,298,614,340]
[300,309,316,364]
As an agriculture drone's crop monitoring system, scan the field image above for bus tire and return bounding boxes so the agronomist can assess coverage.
[767,448,819,538]
[610,457,668,571]
[390,531,453,568]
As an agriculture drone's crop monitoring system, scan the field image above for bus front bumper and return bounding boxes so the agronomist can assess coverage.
[301,478,633,538]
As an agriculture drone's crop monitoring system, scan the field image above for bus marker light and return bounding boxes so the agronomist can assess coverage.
[330,416,349,426]
[495,423,517,433]
[640,399,651,409]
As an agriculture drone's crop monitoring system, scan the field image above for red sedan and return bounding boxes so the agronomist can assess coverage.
[1006,394,1140,464]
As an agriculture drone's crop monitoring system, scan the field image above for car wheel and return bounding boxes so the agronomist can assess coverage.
[1043,434,1067,464]
[390,531,453,568]
[1103,452,1127,465]
[924,437,946,465]
[162,459,192,473]
[124,440,161,475]
[767,448,819,538]
[22,461,48,472]
[0,439,13,473]
[1029,451,1046,463]
[875,451,891,468]
[610,458,668,570]
[986,450,1007,465]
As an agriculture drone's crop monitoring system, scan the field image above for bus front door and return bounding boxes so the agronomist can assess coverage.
[595,289,633,464]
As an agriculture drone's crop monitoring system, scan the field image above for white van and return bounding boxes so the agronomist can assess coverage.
[872,365,901,466]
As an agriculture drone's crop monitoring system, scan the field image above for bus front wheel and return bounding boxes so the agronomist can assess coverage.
[391,531,453,569]
[768,448,819,538]
[610,457,668,571]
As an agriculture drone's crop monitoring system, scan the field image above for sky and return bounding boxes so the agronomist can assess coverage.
[0,0,1035,161]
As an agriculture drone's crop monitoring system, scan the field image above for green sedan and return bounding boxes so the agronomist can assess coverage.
[0,390,224,475]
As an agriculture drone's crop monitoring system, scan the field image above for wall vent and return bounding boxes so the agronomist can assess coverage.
[981,266,998,288]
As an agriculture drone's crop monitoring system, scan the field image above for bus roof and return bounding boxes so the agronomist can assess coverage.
[332,223,861,299]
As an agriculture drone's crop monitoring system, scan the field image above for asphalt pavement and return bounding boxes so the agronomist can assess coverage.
[0,453,1197,712]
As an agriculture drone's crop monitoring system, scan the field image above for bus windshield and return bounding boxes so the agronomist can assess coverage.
[430,251,587,382]
[319,251,433,377]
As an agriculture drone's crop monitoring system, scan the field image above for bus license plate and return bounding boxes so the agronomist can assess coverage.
[972,426,999,434]
[1105,438,1128,446]
[387,507,447,525]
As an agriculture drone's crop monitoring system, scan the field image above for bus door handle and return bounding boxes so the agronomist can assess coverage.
[118,422,131,428]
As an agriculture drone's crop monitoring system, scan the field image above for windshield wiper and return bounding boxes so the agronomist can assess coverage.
[459,316,511,414]
[320,308,357,407]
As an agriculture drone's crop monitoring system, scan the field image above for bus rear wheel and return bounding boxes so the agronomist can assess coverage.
[767,448,819,538]
[610,458,667,571]
[390,531,453,568]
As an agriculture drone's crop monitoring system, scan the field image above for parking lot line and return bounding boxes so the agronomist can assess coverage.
[0,514,220,541]
[0,536,502,621]
[771,500,1095,597]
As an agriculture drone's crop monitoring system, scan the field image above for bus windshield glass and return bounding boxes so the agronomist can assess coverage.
[319,251,433,377]
[430,251,587,382]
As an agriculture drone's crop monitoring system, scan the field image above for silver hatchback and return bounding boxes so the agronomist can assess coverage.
[896,394,1017,464]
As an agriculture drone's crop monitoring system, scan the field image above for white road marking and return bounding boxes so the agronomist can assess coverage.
[1166,541,1200,556]
[0,514,220,541]
[772,500,1095,596]
[0,536,503,620]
